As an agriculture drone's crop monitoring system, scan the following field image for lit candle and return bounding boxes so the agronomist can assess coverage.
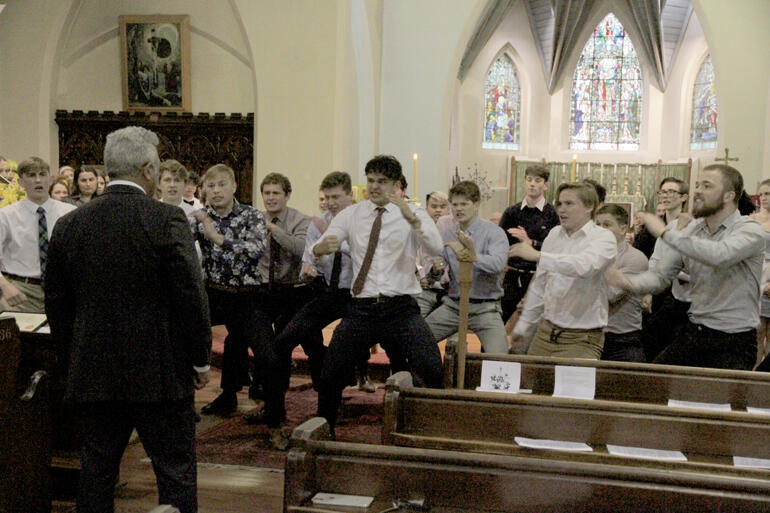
[571,155,577,182]
[413,153,418,200]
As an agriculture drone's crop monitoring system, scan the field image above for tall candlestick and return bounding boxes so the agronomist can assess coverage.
[571,155,577,182]
[413,153,418,200]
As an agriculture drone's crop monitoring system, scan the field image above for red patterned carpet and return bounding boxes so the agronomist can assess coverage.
[196,386,385,469]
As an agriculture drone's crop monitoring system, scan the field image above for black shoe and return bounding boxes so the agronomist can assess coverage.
[201,392,237,416]
[243,409,286,427]
[248,383,264,401]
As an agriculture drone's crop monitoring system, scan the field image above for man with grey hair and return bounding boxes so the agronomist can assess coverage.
[45,126,212,513]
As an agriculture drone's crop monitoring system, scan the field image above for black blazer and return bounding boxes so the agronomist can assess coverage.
[45,184,211,403]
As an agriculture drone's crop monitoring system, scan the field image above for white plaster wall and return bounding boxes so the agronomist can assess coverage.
[693,0,770,188]
[379,0,487,201]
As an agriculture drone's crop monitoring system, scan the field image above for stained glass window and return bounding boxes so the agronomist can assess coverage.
[690,55,718,150]
[569,13,642,151]
[482,54,520,150]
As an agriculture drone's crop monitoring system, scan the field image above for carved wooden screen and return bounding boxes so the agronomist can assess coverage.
[55,110,255,204]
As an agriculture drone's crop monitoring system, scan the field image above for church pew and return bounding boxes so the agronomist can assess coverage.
[383,371,770,467]
[285,417,770,513]
[443,345,770,410]
[0,317,52,513]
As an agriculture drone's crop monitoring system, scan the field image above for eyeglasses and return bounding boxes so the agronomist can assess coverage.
[657,189,681,196]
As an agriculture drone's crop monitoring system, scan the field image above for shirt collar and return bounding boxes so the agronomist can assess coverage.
[521,196,546,211]
[367,200,393,214]
[20,197,52,214]
[694,208,741,235]
[207,198,242,219]
[559,219,594,238]
[269,207,288,224]
[107,180,146,194]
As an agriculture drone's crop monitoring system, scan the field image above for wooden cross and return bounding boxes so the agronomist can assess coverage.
[715,147,739,165]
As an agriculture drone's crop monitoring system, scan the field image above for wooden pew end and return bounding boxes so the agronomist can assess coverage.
[385,371,413,391]
[290,417,332,445]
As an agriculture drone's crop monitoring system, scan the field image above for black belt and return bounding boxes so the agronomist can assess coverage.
[450,297,499,304]
[207,282,260,294]
[352,294,411,305]
[4,273,42,286]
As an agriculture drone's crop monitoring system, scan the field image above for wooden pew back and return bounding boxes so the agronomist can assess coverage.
[286,417,770,513]
[384,371,770,463]
[444,347,770,409]
[0,317,51,513]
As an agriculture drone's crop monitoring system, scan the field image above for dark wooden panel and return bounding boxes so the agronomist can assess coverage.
[55,110,254,204]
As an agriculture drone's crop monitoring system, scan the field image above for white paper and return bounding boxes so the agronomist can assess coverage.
[553,365,596,399]
[733,456,770,469]
[36,325,51,334]
[667,399,731,412]
[746,406,770,415]
[1,312,47,332]
[312,493,374,507]
[476,361,521,393]
[514,437,592,452]
[606,444,687,461]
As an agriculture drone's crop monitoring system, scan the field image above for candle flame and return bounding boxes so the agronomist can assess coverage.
[413,153,418,159]
[572,154,577,161]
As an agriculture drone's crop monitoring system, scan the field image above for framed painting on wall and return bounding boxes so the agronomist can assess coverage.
[119,14,191,112]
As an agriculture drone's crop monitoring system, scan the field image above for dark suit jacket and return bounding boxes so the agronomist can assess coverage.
[45,184,211,403]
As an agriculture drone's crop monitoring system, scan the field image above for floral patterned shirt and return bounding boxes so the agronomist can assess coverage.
[190,200,267,287]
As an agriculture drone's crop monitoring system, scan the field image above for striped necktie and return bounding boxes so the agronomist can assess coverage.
[37,206,48,277]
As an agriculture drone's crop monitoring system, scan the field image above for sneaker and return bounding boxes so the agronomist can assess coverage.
[200,392,237,416]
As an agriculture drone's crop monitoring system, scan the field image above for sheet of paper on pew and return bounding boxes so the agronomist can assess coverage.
[746,406,770,415]
[0,311,48,332]
[312,493,374,508]
[733,456,770,469]
[667,399,732,411]
[514,437,593,452]
[553,365,596,399]
[606,444,687,462]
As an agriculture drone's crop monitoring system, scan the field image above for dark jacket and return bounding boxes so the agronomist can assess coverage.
[45,184,211,403]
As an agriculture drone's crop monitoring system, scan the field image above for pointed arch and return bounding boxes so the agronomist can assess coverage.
[689,53,718,150]
[569,12,642,151]
[482,49,521,150]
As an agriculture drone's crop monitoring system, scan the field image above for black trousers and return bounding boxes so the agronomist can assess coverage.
[76,398,197,513]
[207,286,272,393]
[642,291,690,362]
[317,295,443,432]
[653,321,757,370]
[251,283,322,390]
[501,269,534,322]
[262,287,353,422]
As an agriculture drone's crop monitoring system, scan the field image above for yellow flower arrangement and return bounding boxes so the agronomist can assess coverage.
[0,159,26,207]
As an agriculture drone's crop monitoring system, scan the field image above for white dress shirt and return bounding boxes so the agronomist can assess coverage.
[0,198,76,278]
[313,200,442,298]
[513,220,617,341]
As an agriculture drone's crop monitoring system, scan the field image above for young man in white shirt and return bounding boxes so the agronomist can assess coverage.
[0,157,75,312]
[312,155,444,435]
[509,182,617,358]
[159,159,195,217]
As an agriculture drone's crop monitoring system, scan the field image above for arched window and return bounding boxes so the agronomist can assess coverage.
[482,53,520,150]
[690,54,718,150]
[569,13,642,150]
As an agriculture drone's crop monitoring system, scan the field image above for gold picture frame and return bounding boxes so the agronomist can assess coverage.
[119,14,191,112]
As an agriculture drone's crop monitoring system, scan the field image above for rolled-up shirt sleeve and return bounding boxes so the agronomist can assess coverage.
[412,206,443,256]
[537,231,616,278]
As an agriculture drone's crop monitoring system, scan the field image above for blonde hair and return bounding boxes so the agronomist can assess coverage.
[202,164,235,184]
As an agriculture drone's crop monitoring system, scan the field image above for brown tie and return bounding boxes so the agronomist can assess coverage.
[351,207,385,295]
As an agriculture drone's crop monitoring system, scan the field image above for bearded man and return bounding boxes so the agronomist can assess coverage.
[607,164,764,370]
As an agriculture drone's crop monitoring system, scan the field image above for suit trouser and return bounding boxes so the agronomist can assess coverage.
[76,398,197,513]
[501,269,534,322]
[207,286,271,393]
[251,284,322,390]
[262,288,352,422]
[654,321,756,370]
[317,295,443,432]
